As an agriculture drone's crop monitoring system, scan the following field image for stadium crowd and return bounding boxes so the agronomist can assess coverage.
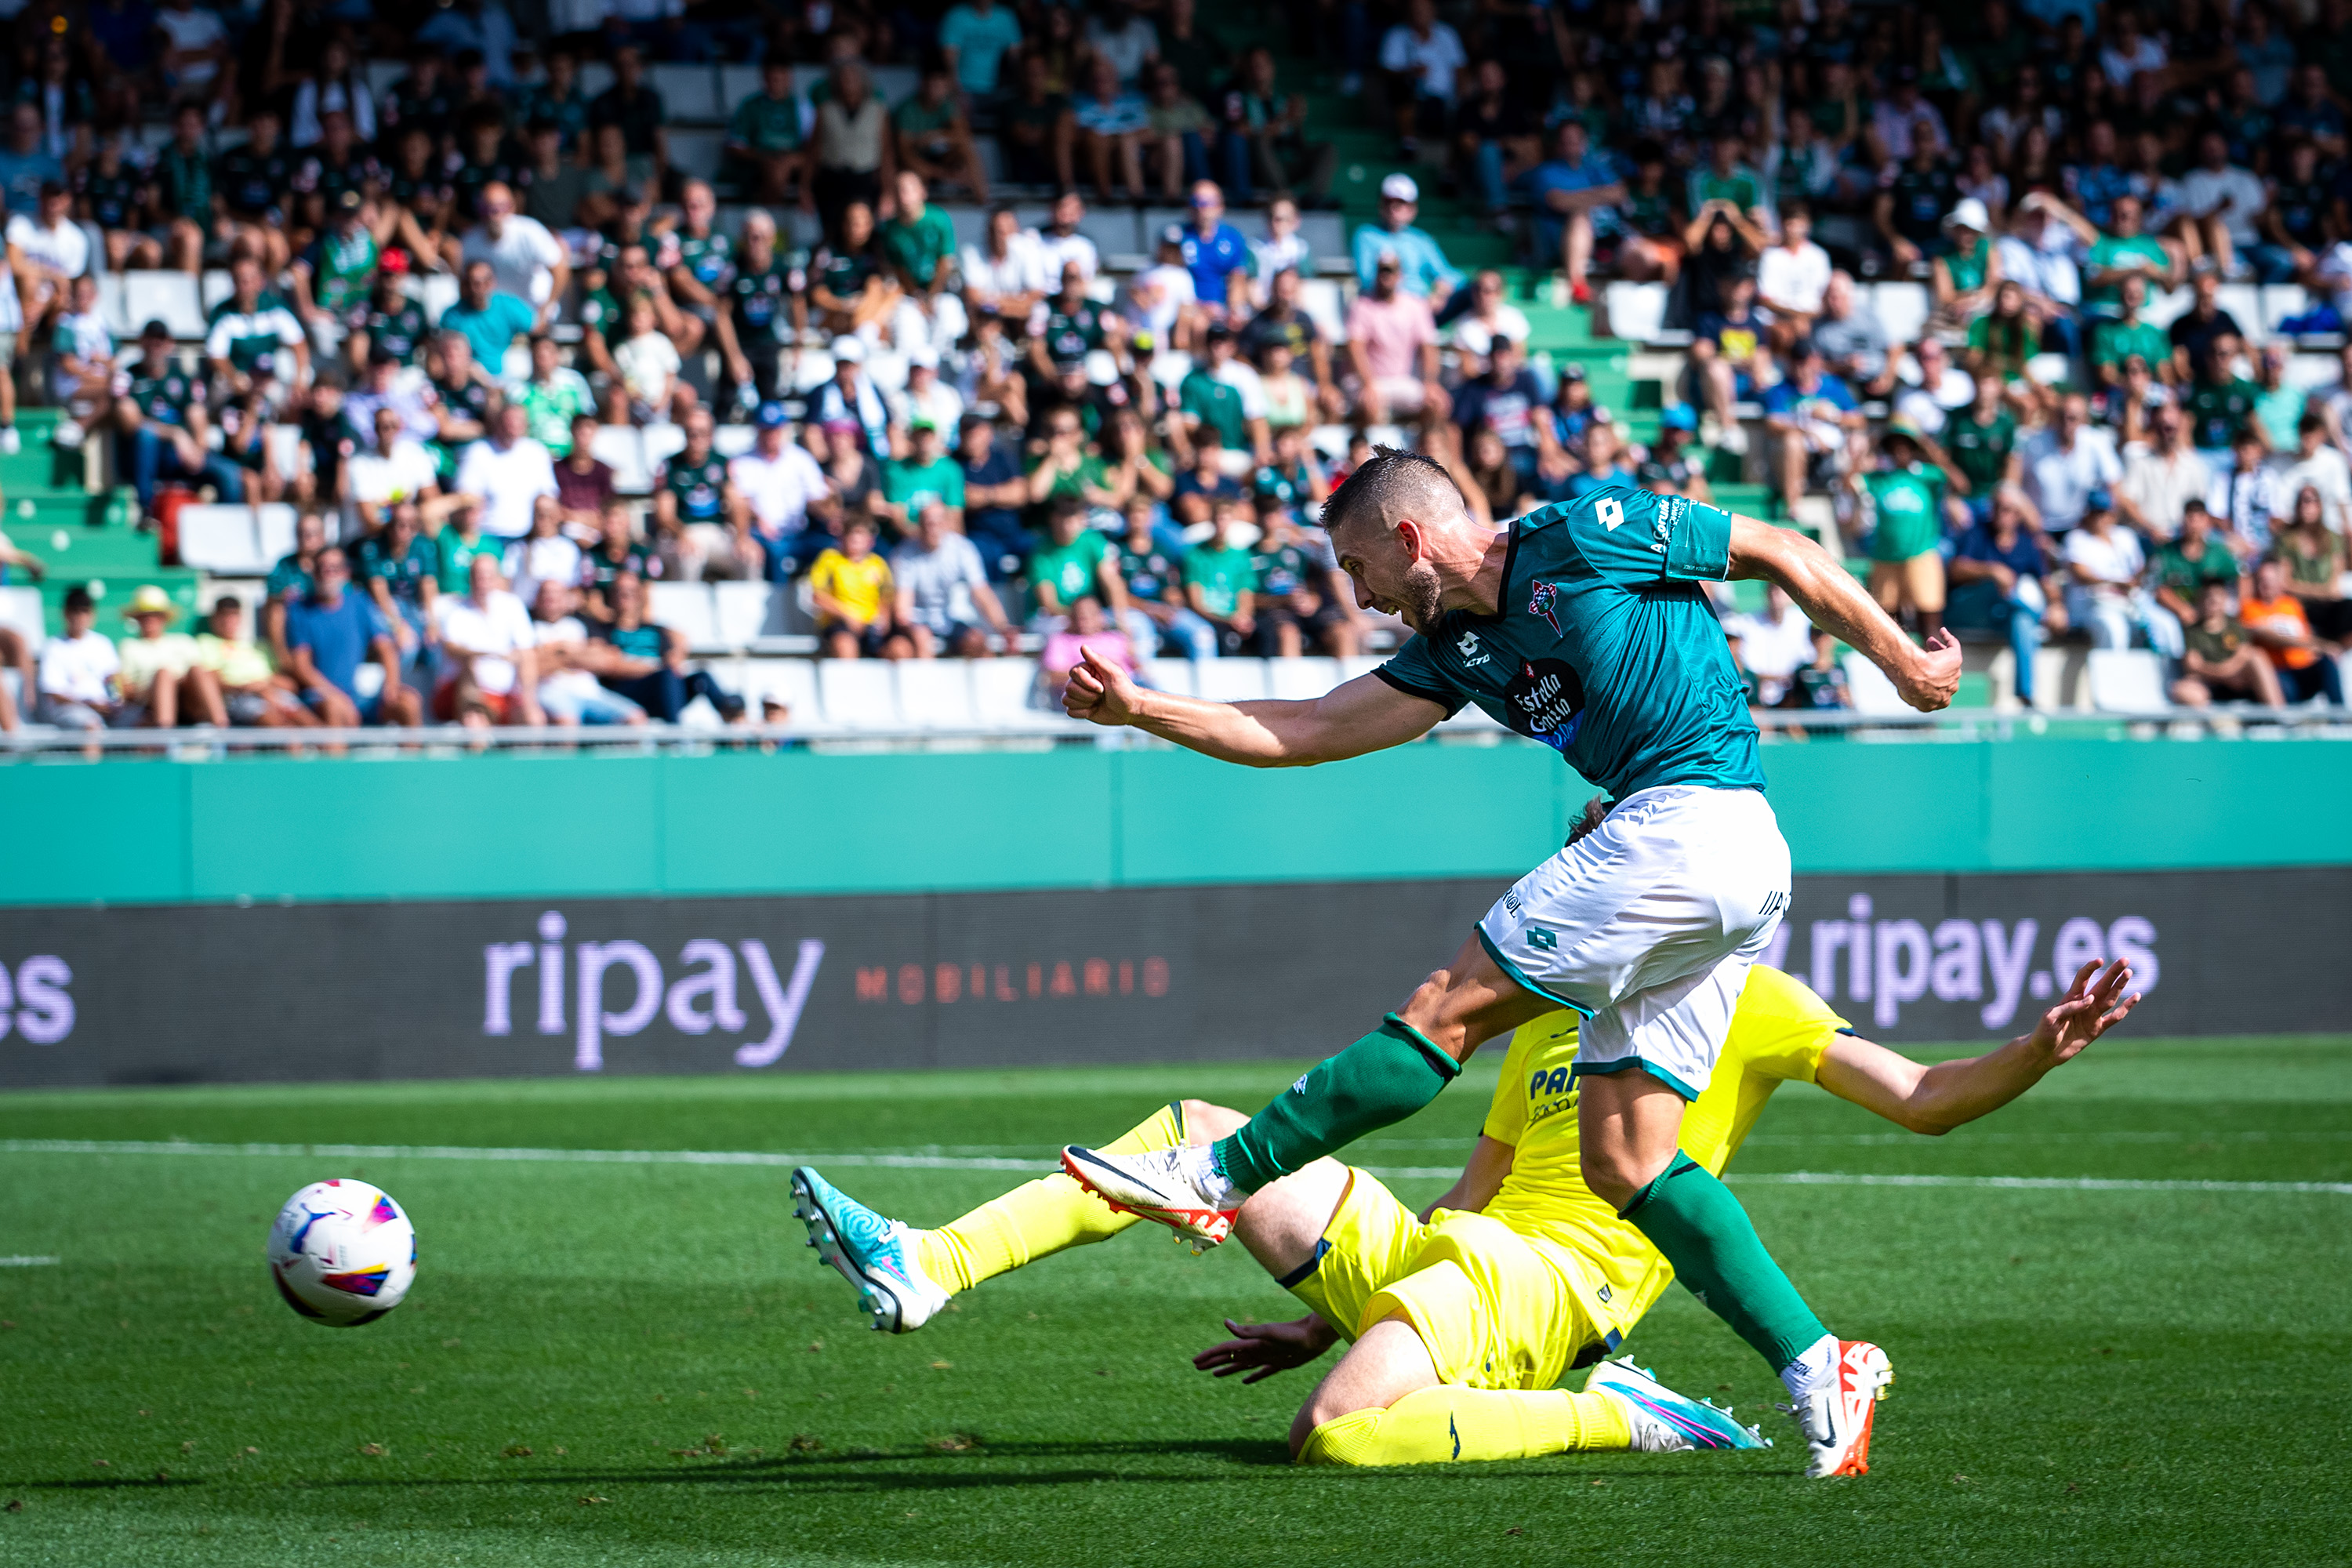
[2,0,2350,736]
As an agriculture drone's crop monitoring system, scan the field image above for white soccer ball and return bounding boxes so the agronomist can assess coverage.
[266,1179,417,1327]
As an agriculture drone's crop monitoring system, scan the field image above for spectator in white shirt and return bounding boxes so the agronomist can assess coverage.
[1892,337,1976,436]
[1083,0,1159,86]
[2063,493,2177,654]
[2097,11,2169,90]
[529,579,645,726]
[454,401,560,539]
[2276,411,2352,536]
[891,503,1015,657]
[730,406,831,547]
[430,550,543,727]
[458,182,571,311]
[2119,403,2212,542]
[2021,393,2125,534]
[34,584,122,736]
[348,407,452,530]
[1033,190,1100,282]
[1444,267,1532,367]
[6,180,84,341]
[1755,204,1832,339]
[503,495,585,608]
[1378,0,1467,154]
[1725,585,1843,711]
[2176,131,2268,278]
[961,204,1049,319]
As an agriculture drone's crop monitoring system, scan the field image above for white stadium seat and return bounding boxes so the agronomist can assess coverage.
[124,271,207,340]
[2216,285,2266,343]
[1841,652,1911,715]
[895,660,975,729]
[667,129,726,182]
[969,657,1073,732]
[713,423,757,458]
[1603,281,1669,345]
[712,581,776,648]
[735,658,829,731]
[2259,285,2312,335]
[2088,649,2170,713]
[579,63,616,98]
[2140,285,2192,330]
[592,426,653,494]
[200,270,234,312]
[1267,656,1342,700]
[642,422,689,473]
[649,583,720,652]
[175,504,283,575]
[419,274,462,323]
[1139,658,1197,698]
[818,659,900,729]
[1338,655,1385,684]
[651,64,722,123]
[717,64,763,108]
[0,585,43,650]
[1296,278,1348,344]
[1195,659,1269,702]
[1870,282,1931,348]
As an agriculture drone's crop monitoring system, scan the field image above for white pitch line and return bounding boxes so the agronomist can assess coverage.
[0,1254,60,1266]
[0,1138,2347,1196]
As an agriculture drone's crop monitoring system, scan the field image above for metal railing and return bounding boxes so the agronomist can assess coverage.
[2,703,2347,757]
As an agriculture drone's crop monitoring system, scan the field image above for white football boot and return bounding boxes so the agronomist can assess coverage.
[1058,1143,1240,1250]
[1783,1340,1895,1477]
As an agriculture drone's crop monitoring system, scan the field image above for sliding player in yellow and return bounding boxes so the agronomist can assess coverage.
[793,958,2136,1470]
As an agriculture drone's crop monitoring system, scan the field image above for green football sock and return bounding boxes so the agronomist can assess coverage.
[1621,1152,1828,1374]
[1211,1014,1460,1195]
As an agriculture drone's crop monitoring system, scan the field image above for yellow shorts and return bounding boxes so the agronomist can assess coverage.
[1283,1168,1609,1392]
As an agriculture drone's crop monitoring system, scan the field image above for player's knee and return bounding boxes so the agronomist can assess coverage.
[1179,1100,1247,1144]
[1579,1142,1658,1210]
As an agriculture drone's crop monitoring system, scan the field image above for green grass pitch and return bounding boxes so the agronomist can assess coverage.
[2,1036,2348,1567]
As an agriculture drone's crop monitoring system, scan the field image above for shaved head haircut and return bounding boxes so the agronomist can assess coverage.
[1320,446,1471,632]
[1321,445,1468,543]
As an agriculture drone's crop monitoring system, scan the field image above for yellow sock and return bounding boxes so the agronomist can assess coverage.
[1297,1386,1632,1467]
[913,1103,1185,1295]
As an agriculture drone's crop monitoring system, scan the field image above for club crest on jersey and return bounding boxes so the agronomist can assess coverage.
[1527,579,1563,636]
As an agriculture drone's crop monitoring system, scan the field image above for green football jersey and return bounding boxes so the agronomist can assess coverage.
[1375,490,1762,800]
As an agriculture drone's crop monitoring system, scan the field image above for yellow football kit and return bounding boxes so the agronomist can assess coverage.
[1283,965,1849,1392]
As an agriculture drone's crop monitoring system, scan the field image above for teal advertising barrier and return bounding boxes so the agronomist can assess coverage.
[2,737,2349,909]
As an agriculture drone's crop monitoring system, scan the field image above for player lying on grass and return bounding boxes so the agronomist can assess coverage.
[793,958,2138,1471]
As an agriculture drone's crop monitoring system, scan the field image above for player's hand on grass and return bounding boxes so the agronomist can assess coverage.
[1897,626,1965,711]
[1191,1315,1337,1383]
[2027,958,2141,1067]
[1064,644,1144,726]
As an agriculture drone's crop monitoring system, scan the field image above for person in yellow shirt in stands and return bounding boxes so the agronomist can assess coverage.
[807,516,906,659]
[793,953,2139,1474]
[116,584,226,728]
[193,596,318,728]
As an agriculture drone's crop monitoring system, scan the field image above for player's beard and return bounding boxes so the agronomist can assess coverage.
[1392,560,1444,633]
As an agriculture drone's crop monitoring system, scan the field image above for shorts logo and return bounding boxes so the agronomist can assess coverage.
[1596,1283,1613,1304]
[1526,927,1558,951]
[1503,888,1523,917]
[1527,580,1563,637]
[1291,1073,1312,1095]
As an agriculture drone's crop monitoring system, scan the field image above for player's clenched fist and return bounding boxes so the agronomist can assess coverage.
[1064,644,1143,726]
[1896,626,1965,712]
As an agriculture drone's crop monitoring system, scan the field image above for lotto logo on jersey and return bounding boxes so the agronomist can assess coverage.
[1507,659,1584,750]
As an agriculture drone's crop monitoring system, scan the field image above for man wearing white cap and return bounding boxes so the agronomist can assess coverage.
[1930,197,2002,325]
[1350,172,1463,310]
[811,336,893,462]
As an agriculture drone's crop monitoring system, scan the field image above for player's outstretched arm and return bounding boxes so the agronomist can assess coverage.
[1417,1134,1516,1222]
[1723,515,1962,712]
[1192,1314,1341,1383]
[1814,959,2141,1135]
[1063,649,1447,766]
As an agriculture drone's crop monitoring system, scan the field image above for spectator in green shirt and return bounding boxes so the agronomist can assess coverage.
[506,333,593,457]
[1182,496,1266,655]
[724,59,810,206]
[1177,325,1272,464]
[2147,502,2244,625]
[880,170,961,296]
[2092,277,2176,392]
[892,66,989,201]
[880,419,967,539]
[1850,423,1953,635]
[2082,194,2180,318]
[1026,495,1126,623]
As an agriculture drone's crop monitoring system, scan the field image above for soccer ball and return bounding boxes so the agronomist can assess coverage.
[266,1179,418,1327]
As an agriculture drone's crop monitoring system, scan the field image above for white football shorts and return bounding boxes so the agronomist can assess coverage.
[1475,784,1792,1099]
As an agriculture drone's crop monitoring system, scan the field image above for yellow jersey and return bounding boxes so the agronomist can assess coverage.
[808,548,895,625]
[1479,965,1849,1346]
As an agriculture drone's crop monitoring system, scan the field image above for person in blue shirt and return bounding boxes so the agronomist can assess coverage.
[438,260,539,376]
[1761,339,1865,516]
[1946,485,2065,706]
[1522,121,1625,307]
[1180,180,1254,320]
[1055,448,1967,1483]
[938,0,1024,99]
[282,547,423,727]
[0,102,61,217]
[1349,172,1464,310]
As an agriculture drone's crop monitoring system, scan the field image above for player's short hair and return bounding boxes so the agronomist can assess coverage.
[1319,445,1468,543]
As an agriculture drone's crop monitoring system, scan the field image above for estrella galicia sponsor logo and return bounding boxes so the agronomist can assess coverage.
[1527,579,1563,637]
[1506,657,1584,751]
[1456,629,1490,666]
